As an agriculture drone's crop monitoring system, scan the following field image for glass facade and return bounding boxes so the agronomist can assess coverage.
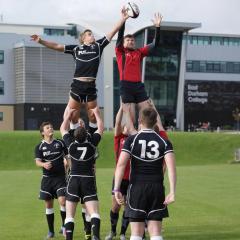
[186,60,240,74]
[184,35,240,46]
[44,28,64,36]
[0,81,4,95]
[184,80,240,130]
[0,112,3,121]
[0,50,4,64]
[144,29,182,126]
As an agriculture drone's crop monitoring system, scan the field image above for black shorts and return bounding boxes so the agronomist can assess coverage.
[66,175,98,203]
[111,178,129,196]
[120,81,149,104]
[70,79,97,103]
[125,183,169,221]
[39,176,66,200]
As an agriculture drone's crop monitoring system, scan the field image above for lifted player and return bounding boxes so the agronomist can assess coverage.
[31,8,129,128]
[35,122,68,239]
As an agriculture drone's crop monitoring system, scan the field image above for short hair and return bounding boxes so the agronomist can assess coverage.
[124,34,134,39]
[140,107,157,128]
[39,121,53,137]
[80,29,92,44]
[74,126,87,143]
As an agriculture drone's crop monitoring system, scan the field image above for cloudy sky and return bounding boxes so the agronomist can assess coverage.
[0,0,240,34]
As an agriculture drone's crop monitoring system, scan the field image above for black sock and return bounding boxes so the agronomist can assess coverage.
[110,210,119,234]
[120,211,129,235]
[60,210,66,227]
[82,211,91,235]
[91,217,100,239]
[65,221,74,240]
[46,213,54,233]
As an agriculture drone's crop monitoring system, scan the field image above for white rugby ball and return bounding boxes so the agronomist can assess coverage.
[125,2,140,18]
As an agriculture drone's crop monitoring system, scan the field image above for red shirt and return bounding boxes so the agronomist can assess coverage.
[114,133,130,180]
[115,45,149,83]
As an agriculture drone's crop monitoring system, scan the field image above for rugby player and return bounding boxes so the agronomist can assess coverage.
[114,107,176,240]
[31,7,129,128]
[60,107,103,240]
[115,13,164,130]
[35,122,68,239]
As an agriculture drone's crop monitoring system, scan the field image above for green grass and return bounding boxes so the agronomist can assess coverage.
[1,165,240,240]
[1,131,240,239]
[0,131,239,169]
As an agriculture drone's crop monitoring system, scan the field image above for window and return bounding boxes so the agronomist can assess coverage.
[0,112,3,121]
[0,50,4,64]
[0,81,4,95]
[44,28,64,36]
[192,61,200,72]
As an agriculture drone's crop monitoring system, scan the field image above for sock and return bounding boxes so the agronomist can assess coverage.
[130,236,142,240]
[60,206,66,227]
[120,211,129,235]
[65,218,74,240]
[110,210,119,234]
[70,122,80,130]
[91,213,101,239]
[46,208,54,233]
[151,236,163,240]
[89,122,98,135]
[82,208,91,235]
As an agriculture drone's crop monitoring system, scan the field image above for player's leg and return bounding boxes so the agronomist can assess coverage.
[129,221,145,240]
[57,196,66,234]
[65,96,81,124]
[87,99,98,134]
[85,200,101,240]
[147,221,163,240]
[81,203,92,240]
[65,200,78,240]
[105,195,121,240]
[45,199,55,239]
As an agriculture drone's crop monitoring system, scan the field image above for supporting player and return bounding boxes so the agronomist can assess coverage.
[115,12,164,129]
[105,104,133,240]
[60,107,104,240]
[35,122,68,239]
[31,8,129,127]
[114,107,177,240]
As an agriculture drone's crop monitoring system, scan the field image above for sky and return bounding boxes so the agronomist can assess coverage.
[0,0,240,35]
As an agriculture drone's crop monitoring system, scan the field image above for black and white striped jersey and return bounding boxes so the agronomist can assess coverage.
[63,132,101,176]
[122,129,174,183]
[64,36,109,79]
[35,139,68,177]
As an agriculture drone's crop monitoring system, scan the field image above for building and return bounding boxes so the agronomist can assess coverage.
[1,21,240,131]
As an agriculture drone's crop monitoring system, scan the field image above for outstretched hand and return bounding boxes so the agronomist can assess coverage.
[121,6,129,20]
[30,34,41,42]
[151,13,163,27]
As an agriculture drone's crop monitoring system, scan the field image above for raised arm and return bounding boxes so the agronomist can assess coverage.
[163,152,176,205]
[106,7,129,43]
[31,34,64,52]
[115,105,123,136]
[147,13,163,54]
[60,108,76,137]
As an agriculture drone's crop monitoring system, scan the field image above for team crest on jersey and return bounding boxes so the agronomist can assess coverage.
[42,147,47,150]
[90,45,95,50]
[54,143,60,148]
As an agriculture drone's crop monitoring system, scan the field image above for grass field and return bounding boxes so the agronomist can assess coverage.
[0,131,240,239]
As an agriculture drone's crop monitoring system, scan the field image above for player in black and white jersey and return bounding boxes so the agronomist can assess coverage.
[31,7,129,129]
[60,107,103,240]
[114,108,177,240]
[35,122,68,239]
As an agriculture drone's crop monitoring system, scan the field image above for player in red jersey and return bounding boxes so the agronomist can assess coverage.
[105,104,136,240]
[115,12,164,130]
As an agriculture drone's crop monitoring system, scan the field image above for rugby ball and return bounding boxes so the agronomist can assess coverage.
[125,2,140,18]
